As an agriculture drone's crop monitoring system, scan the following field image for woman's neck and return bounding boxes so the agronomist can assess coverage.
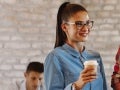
[76,42,85,52]
[66,41,84,52]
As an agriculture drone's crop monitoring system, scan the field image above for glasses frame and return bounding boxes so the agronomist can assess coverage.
[65,20,94,29]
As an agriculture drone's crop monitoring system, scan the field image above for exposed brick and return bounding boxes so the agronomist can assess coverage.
[104,0,118,4]
[103,5,115,11]
[0,35,10,41]
[19,58,29,64]
[0,64,12,70]
[0,0,119,90]
[18,27,40,33]
[0,27,17,33]
[4,42,31,49]
[97,11,111,17]
[0,43,3,48]
[11,36,23,41]
[0,0,16,4]
[13,65,26,70]
[4,71,23,77]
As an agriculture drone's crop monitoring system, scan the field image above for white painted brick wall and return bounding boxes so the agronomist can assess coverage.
[0,0,119,90]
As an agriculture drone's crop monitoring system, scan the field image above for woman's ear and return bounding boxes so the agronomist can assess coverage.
[24,72,27,78]
[61,23,67,32]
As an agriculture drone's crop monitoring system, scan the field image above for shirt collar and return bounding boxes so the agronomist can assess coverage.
[62,43,88,58]
[19,80,41,90]
[20,80,26,90]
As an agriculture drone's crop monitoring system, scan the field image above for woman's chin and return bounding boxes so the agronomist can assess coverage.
[79,38,88,42]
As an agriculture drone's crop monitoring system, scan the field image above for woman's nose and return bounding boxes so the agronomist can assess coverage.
[81,25,89,31]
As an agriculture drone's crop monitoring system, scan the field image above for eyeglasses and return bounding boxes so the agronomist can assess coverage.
[65,20,94,29]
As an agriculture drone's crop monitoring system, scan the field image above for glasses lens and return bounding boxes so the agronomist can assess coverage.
[75,21,83,27]
[75,21,93,29]
[87,21,93,28]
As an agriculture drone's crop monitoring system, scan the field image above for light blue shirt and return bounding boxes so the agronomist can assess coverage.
[44,44,107,90]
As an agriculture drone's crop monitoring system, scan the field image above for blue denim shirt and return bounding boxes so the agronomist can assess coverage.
[44,44,107,90]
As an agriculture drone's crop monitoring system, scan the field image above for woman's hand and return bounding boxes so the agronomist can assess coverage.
[73,66,97,90]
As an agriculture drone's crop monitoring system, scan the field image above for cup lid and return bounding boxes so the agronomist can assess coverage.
[84,60,98,65]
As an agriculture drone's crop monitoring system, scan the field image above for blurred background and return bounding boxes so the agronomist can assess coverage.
[0,0,120,90]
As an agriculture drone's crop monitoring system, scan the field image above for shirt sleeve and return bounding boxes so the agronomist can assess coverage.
[99,56,108,90]
[44,52,73,90]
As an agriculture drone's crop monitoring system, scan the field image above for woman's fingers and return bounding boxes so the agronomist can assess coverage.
[76,67,97,87]
[80,68,97,83]
[82,71,97,77]
[82,66,95,73]
[82,75,96,81]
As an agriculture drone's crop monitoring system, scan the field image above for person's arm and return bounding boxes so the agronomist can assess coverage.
[44,52,63,90]
[44,52,72,90]
[99,56,108,90]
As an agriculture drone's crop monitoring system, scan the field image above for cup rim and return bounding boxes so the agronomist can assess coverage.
[84,60,98,65]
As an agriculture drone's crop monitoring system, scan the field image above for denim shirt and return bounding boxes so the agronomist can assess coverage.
[44,44,107,90]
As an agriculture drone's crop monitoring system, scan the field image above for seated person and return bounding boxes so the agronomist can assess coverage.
[11,61,44,90]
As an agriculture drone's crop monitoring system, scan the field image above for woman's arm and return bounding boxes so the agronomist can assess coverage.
[99,56,108,90]
[44,52,72,90]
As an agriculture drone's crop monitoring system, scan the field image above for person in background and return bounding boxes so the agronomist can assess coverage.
[111,46,120,90]
[44,2,107,90]
[114,46,120,74]
[11,61,44,90]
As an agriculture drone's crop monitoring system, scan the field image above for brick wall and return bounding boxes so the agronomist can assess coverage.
[0,0,120,90]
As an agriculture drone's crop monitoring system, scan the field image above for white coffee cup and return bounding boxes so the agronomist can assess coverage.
[84,60,98,73]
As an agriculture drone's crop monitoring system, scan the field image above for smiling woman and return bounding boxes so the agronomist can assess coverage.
[44,2,107,90]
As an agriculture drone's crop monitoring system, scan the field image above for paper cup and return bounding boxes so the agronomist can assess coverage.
[84,60,98,73]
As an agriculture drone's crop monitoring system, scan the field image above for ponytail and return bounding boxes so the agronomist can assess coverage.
[54,2,69,48]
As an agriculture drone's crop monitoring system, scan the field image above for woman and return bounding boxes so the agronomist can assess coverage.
[44,2,107,90]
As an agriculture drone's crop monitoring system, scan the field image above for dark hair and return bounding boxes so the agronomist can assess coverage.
[26,62,44,73]
[54,2,88,48]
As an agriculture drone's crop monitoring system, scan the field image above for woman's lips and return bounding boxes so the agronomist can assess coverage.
[79,32,89,37]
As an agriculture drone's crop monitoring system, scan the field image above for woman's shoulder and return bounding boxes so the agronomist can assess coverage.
[87,49,100,55]
[47,47,65,56]
[44,48,64,68]
[85,49,101,58]
[45,46,67,63]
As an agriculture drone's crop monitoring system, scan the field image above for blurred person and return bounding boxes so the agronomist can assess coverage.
[111,46,120,90]
[114,46,120,74]
[44,2,107,90]
[11,61,44,90]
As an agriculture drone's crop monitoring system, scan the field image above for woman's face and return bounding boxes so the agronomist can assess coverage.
[62,11,92,44]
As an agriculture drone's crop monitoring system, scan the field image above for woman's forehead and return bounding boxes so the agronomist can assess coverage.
[69,11,89,21]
